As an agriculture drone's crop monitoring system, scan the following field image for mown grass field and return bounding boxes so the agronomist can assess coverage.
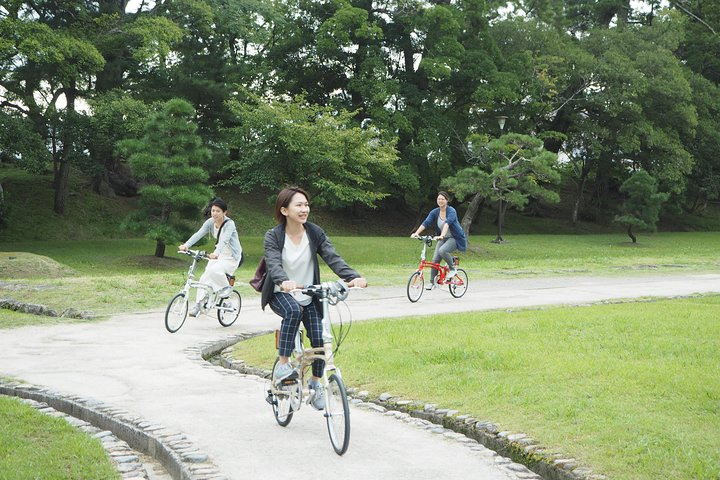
[0,396,119,479]
[1,231,719,327]
[231,295,720,480]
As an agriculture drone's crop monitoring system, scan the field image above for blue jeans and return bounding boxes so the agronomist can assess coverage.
[269,293,324,378]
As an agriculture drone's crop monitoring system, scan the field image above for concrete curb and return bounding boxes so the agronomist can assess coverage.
[0,381,224,480]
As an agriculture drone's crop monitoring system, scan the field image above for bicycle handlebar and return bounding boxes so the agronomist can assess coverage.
[412,235,434,246]
[298,281,350,302]
[177,249,208,260]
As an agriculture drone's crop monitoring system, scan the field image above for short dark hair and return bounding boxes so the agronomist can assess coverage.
[274,187,310,224]
[203,197,228,217]
[438,191,451,202]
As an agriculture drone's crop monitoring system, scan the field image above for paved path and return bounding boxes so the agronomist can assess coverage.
[2,273,720,479]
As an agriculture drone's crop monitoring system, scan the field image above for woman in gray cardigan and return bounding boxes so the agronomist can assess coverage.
[262,186,366,410]
[179,198,243,316]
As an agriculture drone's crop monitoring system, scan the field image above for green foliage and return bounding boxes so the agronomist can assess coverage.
[224,94,411,208]
[118,99,214,255]
[614,170,669,242]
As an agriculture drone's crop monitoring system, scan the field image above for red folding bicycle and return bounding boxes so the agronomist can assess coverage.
[406,235,469,302]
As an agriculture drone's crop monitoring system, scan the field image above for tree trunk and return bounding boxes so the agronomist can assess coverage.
[627,225,637,243]
[155,239,166,258]
[460,192,485,237]
[492,199,507,243]
[572,162,590,225]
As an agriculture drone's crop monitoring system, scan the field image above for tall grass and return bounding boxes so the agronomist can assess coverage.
[231,296,720,480]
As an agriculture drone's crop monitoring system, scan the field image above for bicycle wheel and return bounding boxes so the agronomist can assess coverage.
[406,271,424,303]
[165,293,188,333]
[217,290,241,327]
[448,268,469,298]
[269,358,299,427]
[325,373,350,455]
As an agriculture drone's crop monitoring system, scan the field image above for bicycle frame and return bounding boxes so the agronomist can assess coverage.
[413,236,450,285]
[179,250,232,312]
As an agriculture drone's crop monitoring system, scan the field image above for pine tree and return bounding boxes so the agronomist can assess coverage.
[614,170,669,243]
[119,99,213,257]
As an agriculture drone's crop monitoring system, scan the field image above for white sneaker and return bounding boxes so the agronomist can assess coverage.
[188,302,202,317]
[273,362,298,385]
[425,282,435,291]
[309,381,325,410]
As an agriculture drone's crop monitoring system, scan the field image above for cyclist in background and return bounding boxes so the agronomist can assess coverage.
[179,197,243,316]
[411,191,467,290]
[261,186,366,410]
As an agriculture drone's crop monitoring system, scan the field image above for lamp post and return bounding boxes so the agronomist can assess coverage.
[492,115,509,244]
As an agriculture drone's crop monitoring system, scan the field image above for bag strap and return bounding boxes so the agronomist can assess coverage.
[215,219,229,245]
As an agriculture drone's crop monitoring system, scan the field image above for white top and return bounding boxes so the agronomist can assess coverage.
[275,232,314,306]
[213,224,234,259]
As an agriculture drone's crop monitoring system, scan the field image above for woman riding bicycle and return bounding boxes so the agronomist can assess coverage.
[179,197,243,316]
[261,186,366,410]
[411,191,467,290]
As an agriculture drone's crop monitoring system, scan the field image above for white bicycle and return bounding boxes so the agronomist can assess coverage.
[265,281,354,455]
[165,249,241,333]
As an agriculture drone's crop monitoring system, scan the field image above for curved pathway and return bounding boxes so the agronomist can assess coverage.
[2,273,719,479]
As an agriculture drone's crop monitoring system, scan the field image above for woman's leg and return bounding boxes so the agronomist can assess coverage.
[269,293,304,359]
[436,238,458,271]
[196,260,231,302]
[302,301,325,379]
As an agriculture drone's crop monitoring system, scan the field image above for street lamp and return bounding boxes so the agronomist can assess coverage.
[496,115,508,131]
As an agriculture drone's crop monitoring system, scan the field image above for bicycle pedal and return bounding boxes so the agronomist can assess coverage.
[265,391,277,406]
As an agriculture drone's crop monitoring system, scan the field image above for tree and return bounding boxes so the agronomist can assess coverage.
[223,94,411,209]
[0,10,105,214]
[118,99,213,258]
[614,170,669,243]
[444,133,561,242]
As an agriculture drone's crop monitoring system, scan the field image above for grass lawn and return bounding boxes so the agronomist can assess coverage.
[231,295,720,480]
[1,232,720,329]
[0,396,119,479]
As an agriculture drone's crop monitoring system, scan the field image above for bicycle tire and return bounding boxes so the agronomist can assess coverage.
[448,268,469,298]
[270,358,298,427]
[165,293,188,333]
[217,290,241,327]
[325,373,350,455]
[406,271,424,303]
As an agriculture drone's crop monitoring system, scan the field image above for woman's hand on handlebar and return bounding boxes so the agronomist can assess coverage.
[410,232,419,239]
[281,280,300,292]
[348,277,367,288]
[207,253,218,259]
[178,244,188,252]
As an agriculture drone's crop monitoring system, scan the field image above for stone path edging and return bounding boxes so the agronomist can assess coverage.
[202,333,608,480]
[0,381,225,480]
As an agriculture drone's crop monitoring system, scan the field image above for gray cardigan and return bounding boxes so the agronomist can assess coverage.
[260,222,360,310]
[184,217,243,263]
